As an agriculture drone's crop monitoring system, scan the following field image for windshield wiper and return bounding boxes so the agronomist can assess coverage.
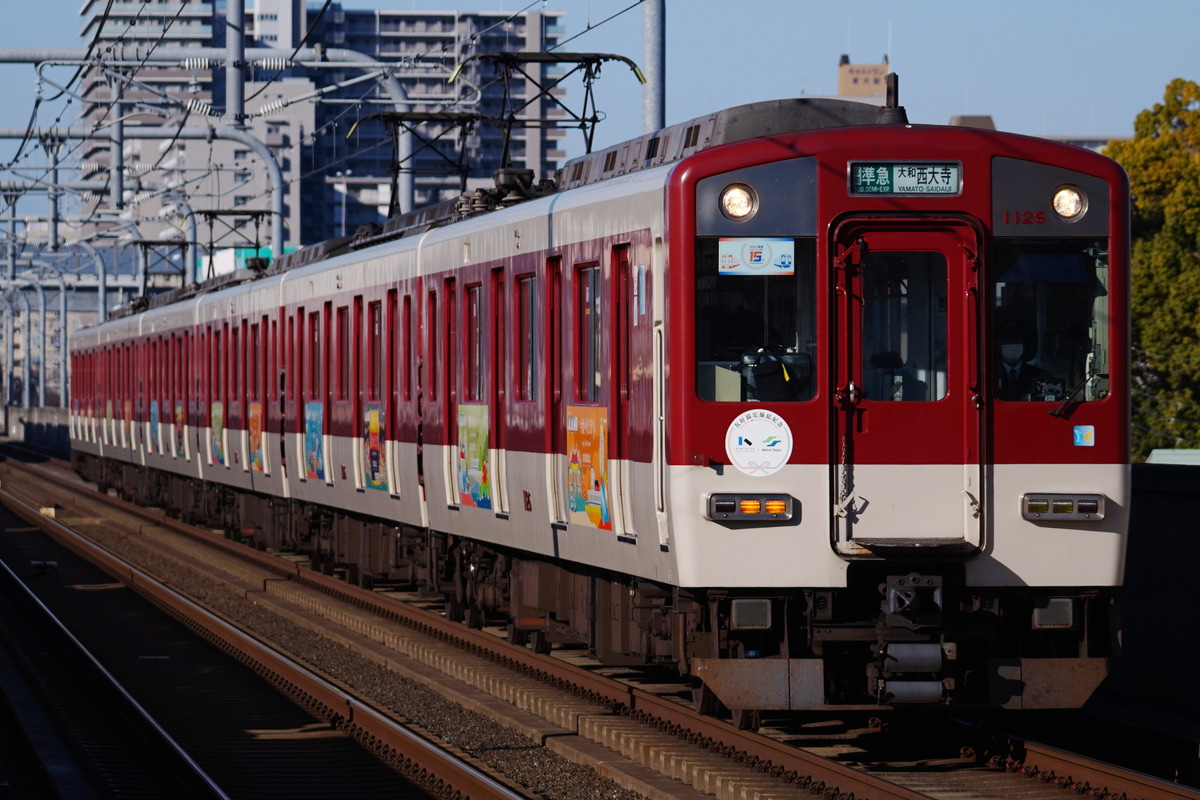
[1048,373,1096,417]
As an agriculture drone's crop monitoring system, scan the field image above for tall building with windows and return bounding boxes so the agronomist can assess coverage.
[72,0,566,261]
[253,1,567,242]
[76,0,222,257]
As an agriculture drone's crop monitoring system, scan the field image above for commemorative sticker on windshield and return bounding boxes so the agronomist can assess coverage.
[725,410,793,477]
[718,237,795,275]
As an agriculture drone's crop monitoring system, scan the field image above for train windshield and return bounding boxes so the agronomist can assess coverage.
[991,239,1110,402]
[694,237,816,402]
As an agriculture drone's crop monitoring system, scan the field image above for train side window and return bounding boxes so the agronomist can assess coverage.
[515,274,537,402]
[322,303,333,409]
[368,301,382,401]
[337,305,350,401]
[221,323,230,411]
[151,337,157,407]
[154,336,161,414]
[991,239,1110,402]
[577,264,602,403]
[291,309,301,408]
[250,322,260,402]
[232,323,242,406]
[262,316,271,405]
[427,291,439,403]
[186,330,195,413]
[187,331,197,415]
[308,310,321,400]
[159,336,167,408]
[161,336,168,409]
[242,320,250,407]
[268,318,277,405]
[210,327,219,409]
[465,283,483,402]
[287,313,297,407]
[400,292,412,403]
[694,237,816,401]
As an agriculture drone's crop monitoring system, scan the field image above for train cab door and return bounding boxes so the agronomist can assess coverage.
[831,220,983,556]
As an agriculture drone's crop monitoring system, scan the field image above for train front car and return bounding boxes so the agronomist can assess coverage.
[669,109,1129,719]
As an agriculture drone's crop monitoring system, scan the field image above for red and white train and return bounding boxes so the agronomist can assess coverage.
[70,87,1130,726]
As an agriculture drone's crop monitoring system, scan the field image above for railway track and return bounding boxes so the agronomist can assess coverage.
[0,451,1195,800]
[0,456,533,800]
[0,533,224,799]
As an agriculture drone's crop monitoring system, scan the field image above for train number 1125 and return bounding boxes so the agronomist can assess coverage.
[1002,210,1046,225]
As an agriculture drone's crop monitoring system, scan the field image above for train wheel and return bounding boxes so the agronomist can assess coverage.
[730,708,761,732]
[529,630,551,655]
[692,682,721,717]
[506,623,529,646]
[465,604,484,630]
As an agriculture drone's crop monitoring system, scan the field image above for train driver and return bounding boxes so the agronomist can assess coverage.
[995,321,1065,401]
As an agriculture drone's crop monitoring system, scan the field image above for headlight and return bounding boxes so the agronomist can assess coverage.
[720,183,757,221]
[1052,185,1086,221]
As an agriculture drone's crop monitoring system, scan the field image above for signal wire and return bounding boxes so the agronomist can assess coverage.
[245,0,335,104]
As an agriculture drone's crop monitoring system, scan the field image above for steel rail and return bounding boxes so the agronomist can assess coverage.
[1016,740,1200,800]
[0,477,529,800]
[7,463,931,799]
[33,455,1200,800]
[3,459,937,799]
[0,545,231,799]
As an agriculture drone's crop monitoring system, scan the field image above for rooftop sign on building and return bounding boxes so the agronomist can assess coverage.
[838,54,889,98]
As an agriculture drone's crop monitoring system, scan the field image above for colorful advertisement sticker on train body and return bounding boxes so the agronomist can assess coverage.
[174,402,185,457]
[457,404,491,508]
[304,402,325,481]
[566,406,612,530]
[123,400,133,449]
[363,402,387,491]
[210,402,225,465]
[149,401,159,454]
[249,403,264,471]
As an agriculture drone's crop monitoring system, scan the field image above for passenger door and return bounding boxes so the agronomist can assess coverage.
[831,221,983,555]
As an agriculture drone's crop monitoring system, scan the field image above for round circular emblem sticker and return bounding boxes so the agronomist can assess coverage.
[725,410,793,477]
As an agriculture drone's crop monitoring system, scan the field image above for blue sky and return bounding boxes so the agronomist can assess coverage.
[0,0,1192,169]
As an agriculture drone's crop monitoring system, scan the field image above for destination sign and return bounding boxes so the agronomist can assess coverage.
[849,162,961,196]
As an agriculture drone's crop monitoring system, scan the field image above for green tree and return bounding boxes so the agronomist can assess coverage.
[1105,78,1200,460]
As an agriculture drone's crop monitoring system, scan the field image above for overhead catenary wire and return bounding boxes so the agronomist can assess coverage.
[2,1,650,240]
[244,0,334,105]
[2,0,191,221]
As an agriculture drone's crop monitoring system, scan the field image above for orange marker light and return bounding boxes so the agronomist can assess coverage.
[764,498,789,515]
[739,498,762,514]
